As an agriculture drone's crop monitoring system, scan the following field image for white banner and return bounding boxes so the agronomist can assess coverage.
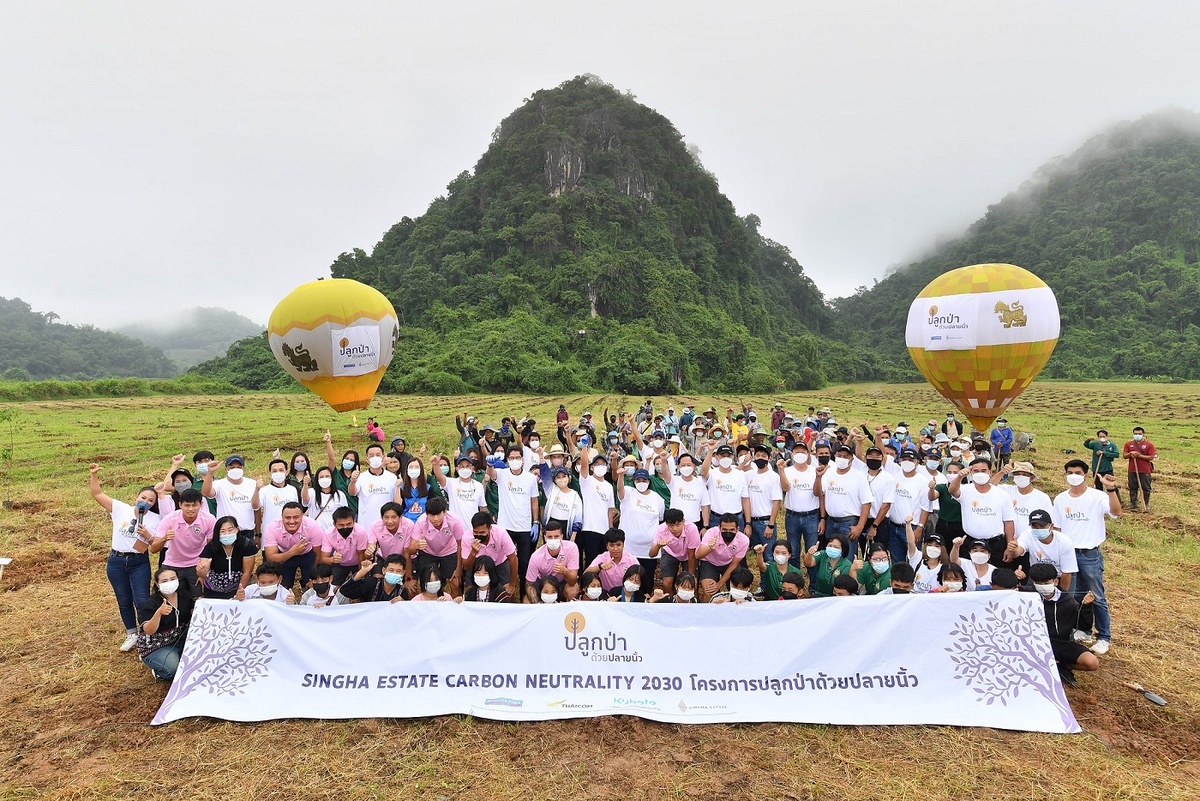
[330,325,381,376]
[152,594,1081,733]
[905,287,1061,352]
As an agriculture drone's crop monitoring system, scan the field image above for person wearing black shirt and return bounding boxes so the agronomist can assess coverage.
[1029,563,1099,685]
[138,567,195,680]
[197,516,259,599]
[339,554,409,603]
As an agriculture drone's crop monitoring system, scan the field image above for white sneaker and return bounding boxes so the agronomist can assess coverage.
[1071,629,1094,644]
[1090,639,1110,656]
[119,633,138,652]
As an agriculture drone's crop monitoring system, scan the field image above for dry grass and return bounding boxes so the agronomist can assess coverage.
[1,384,1199,799]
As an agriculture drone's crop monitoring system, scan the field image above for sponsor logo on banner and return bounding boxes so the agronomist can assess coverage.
[484,697,524,708]
[562,612,642,662]
[331,326,381,377]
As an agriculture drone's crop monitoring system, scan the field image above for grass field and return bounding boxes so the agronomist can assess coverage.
[1,382,1198,799]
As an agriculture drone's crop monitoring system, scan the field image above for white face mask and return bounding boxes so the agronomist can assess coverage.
[529,440,540,450]
[226,468,244,481]
[425,581,442,594]
[458,466,474,479]
[545,538,562,551]
[970,472,990,485]
[925,545,942,559]
[586,586,604,600]
[368,456,384,470]
[834,457,851,470]
[634,481,650,492]
[508,459,523,471]
[970,551,990,565]
[270,471,287,485]
[158,579,180,595]
[1013,475,1032,489]
[474,573,490,587]
[678,465,694,477]
[730,587,750,600]
[792,453,808,465]
[623,580,641,595]
[592,464,607,478]
[540,592,558,604]
[1065,473,1086,486]
[943,581,963,592]
[407,466,423,479]
[773,553,789,565]
[676,589,695,602]
[318,476,333,489]
[1133,433,1144,441]
[718,457,733,469]
[950,448,962,457]
[1035,582,1057,597]
[900,460,917,473]
[652,439,664,449]
[259,583,279,596]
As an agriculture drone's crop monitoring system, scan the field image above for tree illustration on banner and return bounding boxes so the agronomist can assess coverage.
[152,604,277,723]
[945,599,1080,732]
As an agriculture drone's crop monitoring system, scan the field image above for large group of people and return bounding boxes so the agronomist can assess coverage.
[92,400,1159,688]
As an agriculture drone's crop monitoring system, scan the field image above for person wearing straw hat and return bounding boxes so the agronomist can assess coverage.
[995,460,1052,541]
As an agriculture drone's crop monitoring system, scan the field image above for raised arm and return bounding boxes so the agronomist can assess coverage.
[88,464,114,513]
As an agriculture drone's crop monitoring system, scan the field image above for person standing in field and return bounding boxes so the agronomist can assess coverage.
[1083,429,1120,498]
[1123,426,1157,511]
[989,417,1014,463]
[201,455,261,541]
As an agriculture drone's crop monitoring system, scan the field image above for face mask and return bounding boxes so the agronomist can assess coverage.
[871,560,889,575]
[943,581,963,592]
[825,546,842,561]
[368,457,384,470]
[334,525,353,538]
[174,481,192,494]
[1013,475,1032,489]
[271,471,287,485]
[834,457,851,470]
[1065,473,1086,486]
[592,464,607,478]
[926,459,940,470]
[508,459,523,471]
[545,538,562,551]
[294,460,307,472]
[158,579,180,595]
[1034,527,1052,541]
[880,437,891,446]
[407,466,422,479]
[754,459,768,470]
[950,448,962,457]
[970,551,990,565]
[586,586,604,600]
[652,439,664,449]
[1098,437,1108,444]
[792,453,808,465]
[970,472,990,485]
[1133,433,1144,441]
[529,440,540,449]
[773,553,789,565]
[998,423,1008,429]
[226,468,244,481]
[947,472,960,482]
[454,466,473,479]
[311,581,330,595]
[342,459,356,471]
[718,457,733,469]
[540,592,558,604]
[678,465,694,477]
[1034,583,1057,597]
[721,531,737,544]
[676,589,695,602]
[438,464,450,476]
[817,455,831,466]
[634,481,650,492]
[865,458,883,471]
[219,532,237,546]
[259,583,279,596]
[900,460,916,473]
[384,572,403,586]
[730,587,750,600]
[425,581,442,594]
[196,462,209,475]
[925,545,941,559]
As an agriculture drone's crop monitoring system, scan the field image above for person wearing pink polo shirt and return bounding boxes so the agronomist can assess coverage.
[460,511,519,597]
[648,508,699,597]
[370,502,415,560]
[586,529,640,592]
[261,502,321,590]
[695,514,750,602]
[404,497,467,596]
[151,488,217,596]
[321,506,371,585]
[525,521,580,602]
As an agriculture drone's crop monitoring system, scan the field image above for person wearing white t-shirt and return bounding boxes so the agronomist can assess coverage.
[995,461,1053,540]
[779,442,820,570]
[948,457,1015,567]
[487,445,540,596]
[1010,509,1078,592]
[577,448,617,569]
[886,449,933,565]
[258,458,299,530]
[617,468,666,583]
[1053,460,1120,655]
[436,454,487,528]
[305,466,350,531]
[701,444,752,539]
[745,444,783,553]
[352,443,399,531]
[201,455,261,535]
[543,467,584,536]
[815,446,873,550]
[862,446,895,559]
[663,452,710,530]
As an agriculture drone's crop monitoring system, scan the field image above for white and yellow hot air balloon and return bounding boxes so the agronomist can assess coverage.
[268,279,398,412]
[904,263,1060,432]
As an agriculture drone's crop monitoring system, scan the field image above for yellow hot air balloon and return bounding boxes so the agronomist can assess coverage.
[905,263,1060,432]
[268,279,398,412]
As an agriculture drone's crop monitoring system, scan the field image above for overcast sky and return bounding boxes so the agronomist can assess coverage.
[3,1,1198,329]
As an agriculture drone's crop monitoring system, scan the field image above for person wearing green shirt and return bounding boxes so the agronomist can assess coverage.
[191,450,219,516]
[856,541,893,595]
[801,534,854,597]
[930,461,965,550]
[1083,430,1121,498]
[753,541,793,599]
[323,431,361,518]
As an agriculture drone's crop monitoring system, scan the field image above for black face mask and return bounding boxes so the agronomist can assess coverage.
[892,587,910,595]
[337,526,354,537]
[720,531,737,544]
[311,582,331,594]
[475,534,489,544]
[865,458,883,471]
[753,459,768,470]
[817,455,831,466]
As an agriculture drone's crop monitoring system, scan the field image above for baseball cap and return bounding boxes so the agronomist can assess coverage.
[632,469,651,481]
[1029,509,1053,527]
[225,455,244,466]
[900,448,918,459]
[715,445,734,456]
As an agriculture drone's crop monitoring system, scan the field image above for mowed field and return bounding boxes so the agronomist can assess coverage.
[0,381,1198,800]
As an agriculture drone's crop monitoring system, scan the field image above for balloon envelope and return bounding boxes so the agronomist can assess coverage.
[268,279,398,412]
[904,263,1060,432]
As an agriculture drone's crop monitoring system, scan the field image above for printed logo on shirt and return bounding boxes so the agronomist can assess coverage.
[968,499,997,517]
[1061,506,1089,522]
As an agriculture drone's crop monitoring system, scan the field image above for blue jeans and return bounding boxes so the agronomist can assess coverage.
[749,519,776,556]
[1073,547,1110,641]
[143,644,182,680]
[883,521,908,567]
[106,550,151,632]
[784,511,819,571]
[276,550,317,590]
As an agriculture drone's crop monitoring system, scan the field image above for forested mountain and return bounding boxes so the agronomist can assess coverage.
[0,296,178,380]
[834,109,1200,381]
[118,307,264,369]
